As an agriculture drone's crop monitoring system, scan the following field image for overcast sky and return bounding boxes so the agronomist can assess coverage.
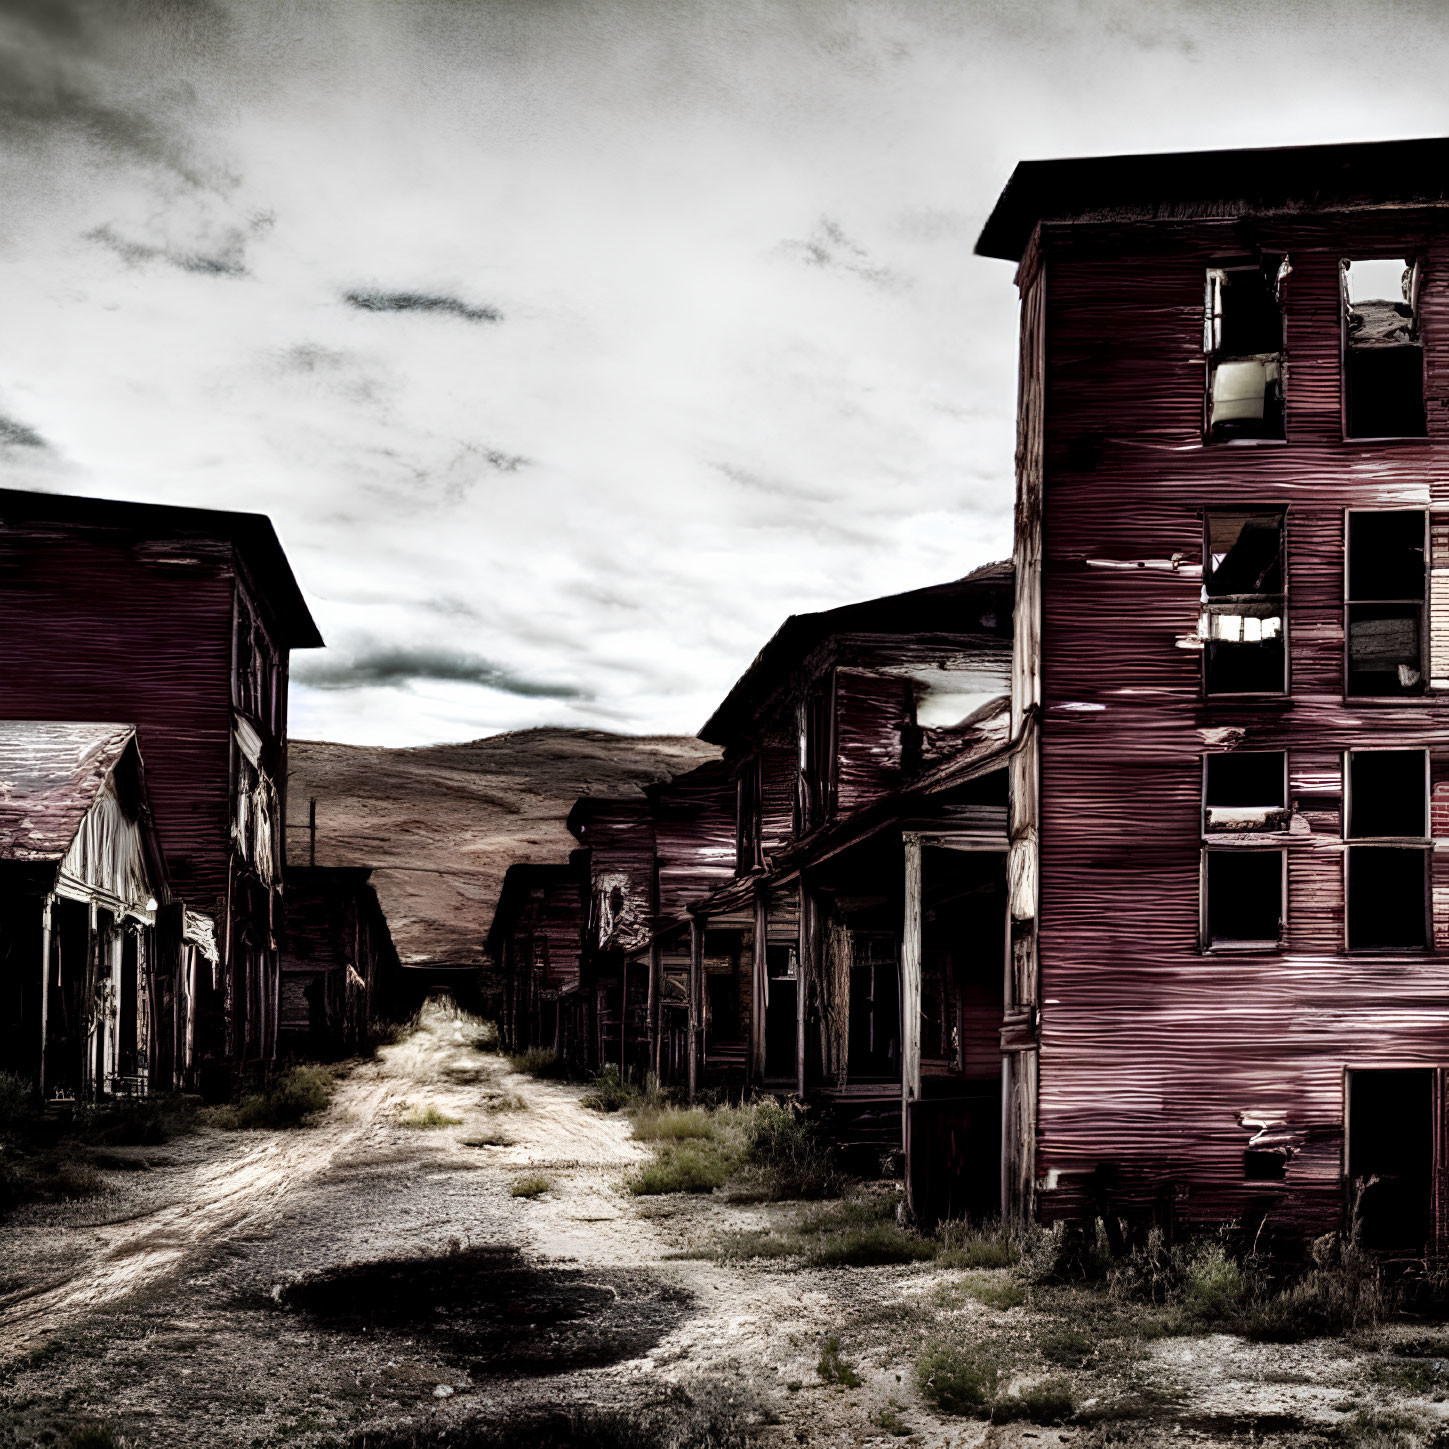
[4,0,1449,746]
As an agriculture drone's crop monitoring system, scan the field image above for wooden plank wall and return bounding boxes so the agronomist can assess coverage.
[1031,211,1449,1238]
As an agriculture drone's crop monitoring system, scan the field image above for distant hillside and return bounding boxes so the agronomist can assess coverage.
[286,729,719,966]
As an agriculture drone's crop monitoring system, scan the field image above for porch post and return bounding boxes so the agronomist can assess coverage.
[648,939,662,1081]
[901,832,923,1156]
[795,877,808,1099]
[38,896,52,1099]
[688,915,702,1104]
[751,887,767,1085]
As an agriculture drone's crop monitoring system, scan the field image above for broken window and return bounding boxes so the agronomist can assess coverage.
[1346,748,1429,951]
[735,757,761,873]
[1244,1149,1287,1182]
[1204,257,1286,443]
[1203,751,1287,832]
[1203,848,1283,948]
[1343,258,1425,439]
[798,675,835,832]
[1346,510,1425,696]
[1201,510,1286,694]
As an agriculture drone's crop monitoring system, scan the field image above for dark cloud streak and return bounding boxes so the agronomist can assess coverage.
[295,646,586,700]
[343,290,502,323]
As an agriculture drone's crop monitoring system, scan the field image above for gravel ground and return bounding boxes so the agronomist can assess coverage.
[0,1004,1440,1449]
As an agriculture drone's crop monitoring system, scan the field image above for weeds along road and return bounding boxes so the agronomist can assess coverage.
[0,1004,872,1448]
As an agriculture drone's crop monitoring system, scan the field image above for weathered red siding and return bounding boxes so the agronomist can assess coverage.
[1032,214,1449,1239]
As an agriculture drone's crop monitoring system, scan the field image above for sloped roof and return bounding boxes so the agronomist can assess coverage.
[976,136,1449,264]
[699,560,1013,746]
[0,486,322,648]
[0,721,138,862]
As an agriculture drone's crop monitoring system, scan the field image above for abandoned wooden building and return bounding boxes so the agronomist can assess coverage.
[976,134,1449,1250]
[487,859,587,1060]
[278,865,403,1061]
[0,722,203,1100]
[0,488,323,1092]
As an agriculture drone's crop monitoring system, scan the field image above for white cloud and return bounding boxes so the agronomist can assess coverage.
[2,0,1448,743]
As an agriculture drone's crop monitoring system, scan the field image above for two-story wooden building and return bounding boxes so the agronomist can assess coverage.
[977,136,1449,1251]
[0,488,322,1091]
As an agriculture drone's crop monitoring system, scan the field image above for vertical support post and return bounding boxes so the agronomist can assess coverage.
[647,940,662,1081]
[688,915,702,1104]
[309,797,317,867]
[901,833,923,1163]
[751,888,767,1085]
[795,877,808,1099]
[619,959,629,1078]
[38,896,52,1100]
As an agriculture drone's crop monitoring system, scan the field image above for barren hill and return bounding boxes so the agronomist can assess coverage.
[286,729,719,966]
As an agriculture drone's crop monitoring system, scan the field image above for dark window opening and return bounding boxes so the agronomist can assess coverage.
[799,676,835,832]
[764,943,797,1080]
[1205,849,1283,947]
[1202,511,1286,694]
[118,931,139,1080]
[1347,847,1428,951]
[1347,750,1427,839]
[847,934,900,1082]
[1347,1068,1432,1253]
[1347,510,1426,696]
[735,757,761,873]
[1205,257,1286,443]
[1343,258,1425,440]
[1244,1148,1287,1182]
[1204,751,1286,832]
[706,971,742,1046]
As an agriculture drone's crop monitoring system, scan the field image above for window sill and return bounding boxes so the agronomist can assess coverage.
[1203,941,1283,954]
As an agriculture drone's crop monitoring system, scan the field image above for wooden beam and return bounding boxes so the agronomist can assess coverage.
[688,916,702,1104]
[648,939,662,1081]
[901,832,923,1159]
[796,877,808,1098]
[751,887,767,1085]
[38,896,52,1100]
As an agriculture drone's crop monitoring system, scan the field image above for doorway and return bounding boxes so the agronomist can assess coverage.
[1347,1068,1433,1253]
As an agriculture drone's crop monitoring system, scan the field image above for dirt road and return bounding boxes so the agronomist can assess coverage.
[0,1004,919,1448]
[1,1005,1409,1449]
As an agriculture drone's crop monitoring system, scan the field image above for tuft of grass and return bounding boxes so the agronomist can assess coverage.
[1040,1325,1095,1368]
[398,1106,463,1129]
[873,1401,913,1437]
[483,1091,527,1113]
[580,1066,638,1113]
[733,1100,841,1201]
[205,1065,335,1130]
[992,1379,1076,1425]
[631,1106,716,1141]
[1181,1241,1245,1321]
[816,1335,863,1388]
[917,1342,998,1417]
[799,1198,935,1267]
[629,1142,733,1195]
[66,1425,120,1449]
[461,1131,513,1148]
[508,1047,576,1080]
[511,1174,551,1199]
[964,1280,1026,1310]
[935,1218,1019,1270]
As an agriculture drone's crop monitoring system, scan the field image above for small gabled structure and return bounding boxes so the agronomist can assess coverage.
[0,721,201,1100]
[485,859,588,1061]
[278,866,403,1061]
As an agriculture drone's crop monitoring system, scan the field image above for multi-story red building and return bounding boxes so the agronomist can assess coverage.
[978,137,1449,1251]
[0,488,322,1087]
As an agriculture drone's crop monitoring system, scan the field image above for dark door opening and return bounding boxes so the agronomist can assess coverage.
[1348,1068,1433,1253]
[847,935,900,1083]
[119,931,139,1079]
[764,943,797,1080]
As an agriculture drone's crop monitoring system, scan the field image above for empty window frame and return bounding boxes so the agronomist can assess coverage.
[1346,510,1426,696]
[736,756,762,873]
[1342,258,1425,440]
[1345,748,1429,951]
[1204,256,1287,444]
[1203,848,1284,949]
[1201,510,1287,695]
[797,674,835,832]
[1203,751,1287,833]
